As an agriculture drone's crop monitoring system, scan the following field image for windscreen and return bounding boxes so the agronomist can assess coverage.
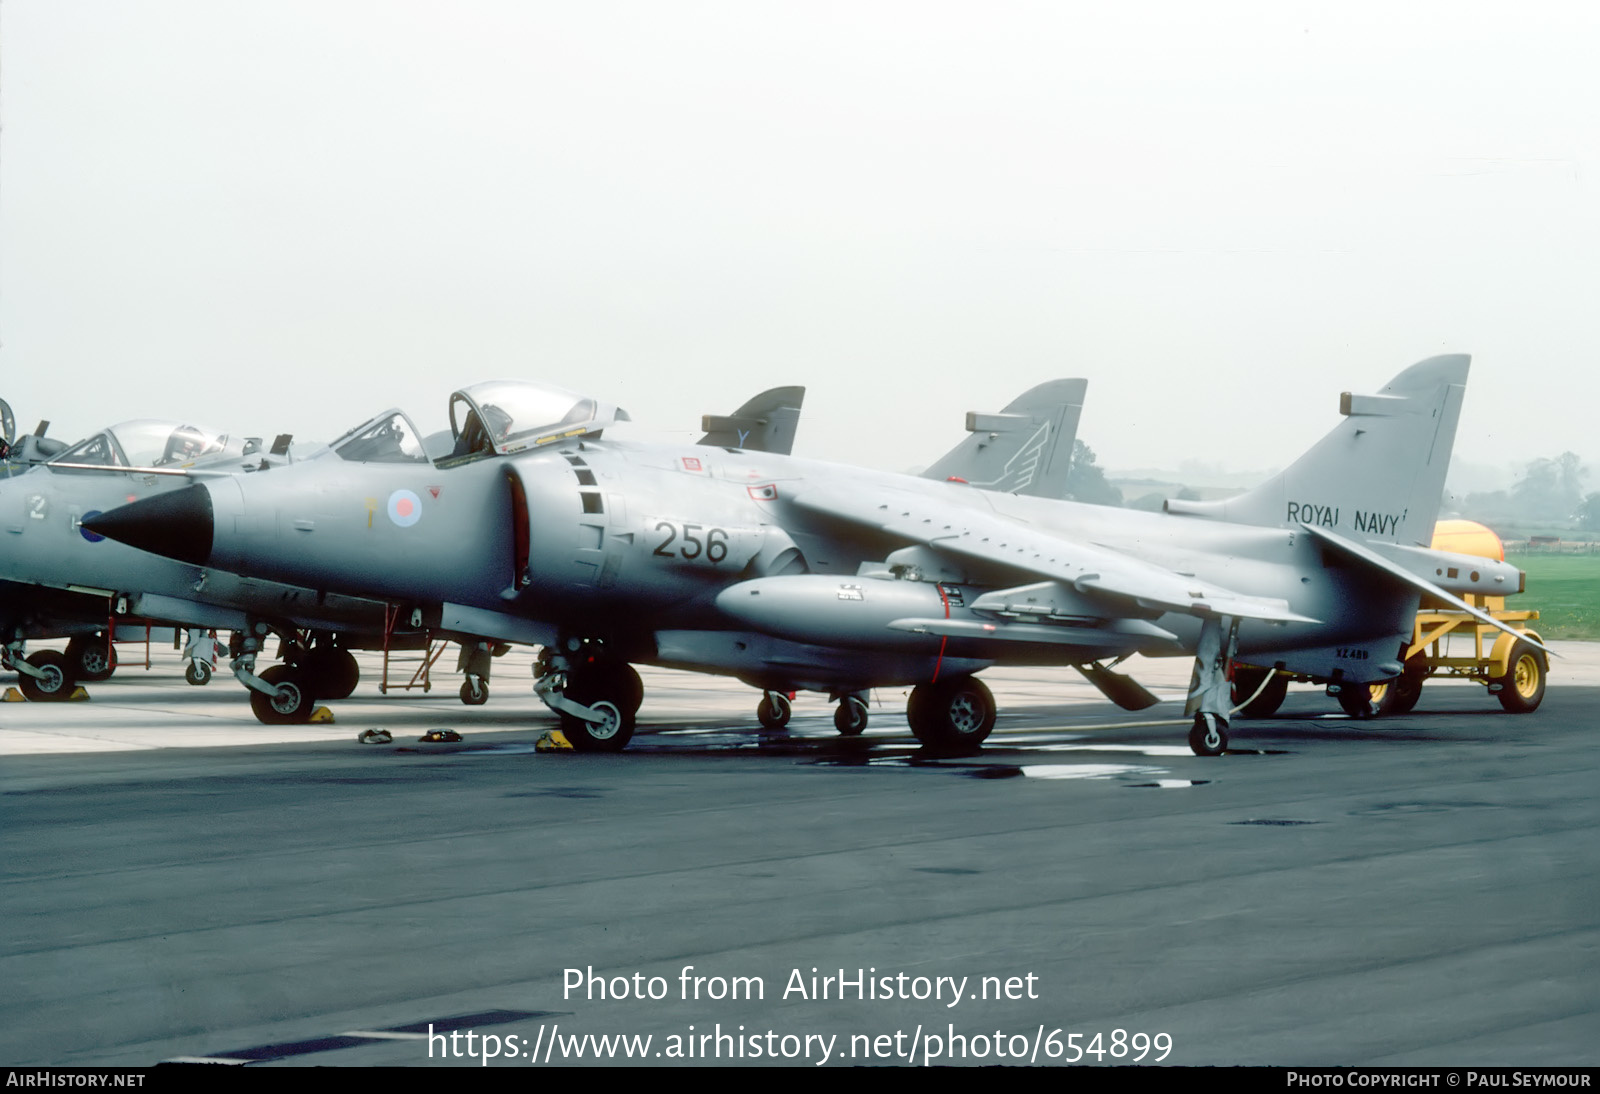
[333,411,430,463]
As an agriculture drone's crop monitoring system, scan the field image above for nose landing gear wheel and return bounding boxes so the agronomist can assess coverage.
[185,660,213,686]
[17,650,72,702]
[558,662,641,751]
[1189,713,1228,756]
[249,665,318,725]
[560,700,633,752]
[460,676,489,705]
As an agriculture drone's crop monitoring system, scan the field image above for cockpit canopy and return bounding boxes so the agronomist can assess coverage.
[327,381,631,465]
[448,380,629,458]
[332,411,430,464]
[49,420,239,469]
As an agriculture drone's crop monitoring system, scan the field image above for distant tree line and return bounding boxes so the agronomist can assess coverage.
[1066,440,1122,506]
[1458,451,1600,532]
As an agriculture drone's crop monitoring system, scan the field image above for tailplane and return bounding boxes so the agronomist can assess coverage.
[1166,355,1468,546]
[921,378,1087,498]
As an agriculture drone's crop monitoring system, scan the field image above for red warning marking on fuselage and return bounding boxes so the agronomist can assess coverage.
[682,457,703,472]
[428,486,441,499]
[748,483,778,501]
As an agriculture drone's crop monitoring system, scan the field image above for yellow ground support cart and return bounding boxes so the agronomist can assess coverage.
[1231,520,1548,718]
[1362,520,1547,716]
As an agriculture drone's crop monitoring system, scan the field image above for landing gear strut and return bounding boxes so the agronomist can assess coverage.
[457,640,493,706]
[232,628,320,725]
[1186,616,1237,755]
[182,629,218,686]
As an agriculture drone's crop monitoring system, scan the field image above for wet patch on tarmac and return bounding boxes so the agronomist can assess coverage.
[1350,800,1516,816]
[1230,818,1322,826]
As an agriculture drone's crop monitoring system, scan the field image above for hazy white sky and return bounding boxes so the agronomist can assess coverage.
[3,1,1597,483]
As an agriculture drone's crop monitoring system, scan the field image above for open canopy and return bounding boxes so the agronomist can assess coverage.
[447,380,629,457]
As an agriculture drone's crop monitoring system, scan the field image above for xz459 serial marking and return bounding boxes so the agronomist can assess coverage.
[1335,648,1370,660]
[653,521,730,564]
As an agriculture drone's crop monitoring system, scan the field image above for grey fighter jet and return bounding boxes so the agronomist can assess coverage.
[0,387,814,714]
[0,416,435,710]
[89,356,1539,755]
[72,377,1085,731]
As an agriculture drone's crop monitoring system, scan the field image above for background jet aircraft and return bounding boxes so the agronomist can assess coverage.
[90,356,1534,755]
[0,417,438,713]
[0,386,813,714]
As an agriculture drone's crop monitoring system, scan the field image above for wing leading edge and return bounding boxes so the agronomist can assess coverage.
[787,485,1318,625]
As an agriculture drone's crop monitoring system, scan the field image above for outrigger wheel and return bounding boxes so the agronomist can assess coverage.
[460,676,489,705]
[1189,713,1228,756]
[833,695,869,736]
[559,661,643,752]
[906,676,996,749]
[757,691,792,730]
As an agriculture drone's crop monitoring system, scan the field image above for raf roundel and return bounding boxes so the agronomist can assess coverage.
[387,489,423,528]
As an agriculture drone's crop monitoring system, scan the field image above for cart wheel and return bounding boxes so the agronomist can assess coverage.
[1493,641,1546,713]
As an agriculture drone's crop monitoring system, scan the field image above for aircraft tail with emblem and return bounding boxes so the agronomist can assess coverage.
[921,378,1086,498]
[1165,354,1539,647]
[1165,355,1468,547]
[699,386,805,455]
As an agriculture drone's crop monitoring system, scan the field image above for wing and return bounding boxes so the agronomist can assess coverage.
[788,482,1317,624]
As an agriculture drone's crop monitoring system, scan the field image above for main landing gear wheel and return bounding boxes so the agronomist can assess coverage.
[560,662,642,752]
[757,691,792,730]
[1189,713,1228,756]
[66,635,117,683]
[185,661,213,686]
[249,664,318,725]
[906,676,996,749]
[18,650,72,702]
[1493,640,1546,713]
[305,647,360,701]
[1230,667,1287,718]
[1372,669,1424,716]
[460,676,489,706]
[1336,685,1381,719]
[833,695,869,736]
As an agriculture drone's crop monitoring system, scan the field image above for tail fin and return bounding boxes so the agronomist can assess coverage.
[921,378,1087,498]
[1166,355,1468,546]
[699,386,805,455]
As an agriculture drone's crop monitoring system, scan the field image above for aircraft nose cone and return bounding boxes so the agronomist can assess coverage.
[81,484,214,566]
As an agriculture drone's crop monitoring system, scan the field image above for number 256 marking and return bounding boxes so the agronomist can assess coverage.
[653,521,729,564]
